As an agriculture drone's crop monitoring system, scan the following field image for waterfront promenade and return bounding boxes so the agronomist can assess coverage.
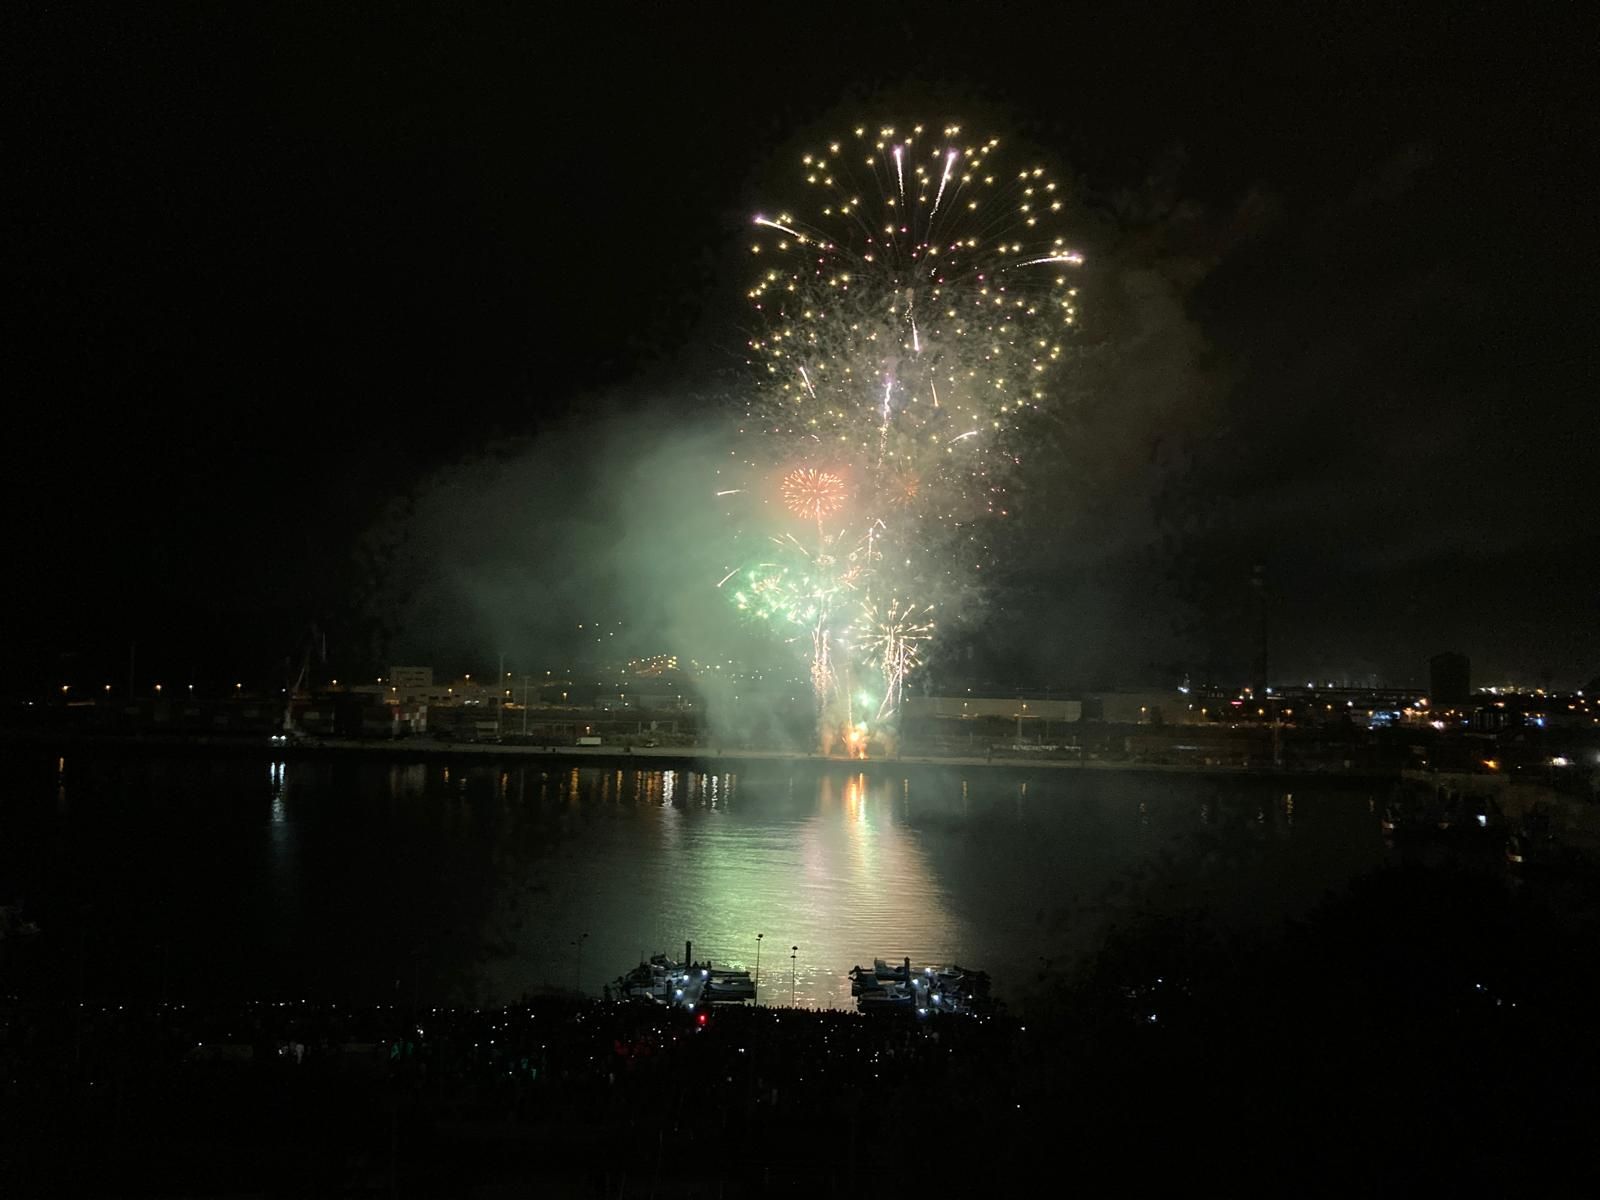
[0,727,1399,780]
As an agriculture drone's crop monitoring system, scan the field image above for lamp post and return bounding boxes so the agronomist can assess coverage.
[790,945,798,1008]
[754,933,764,997]
[574,932,588,997]
[410,947,422,1019]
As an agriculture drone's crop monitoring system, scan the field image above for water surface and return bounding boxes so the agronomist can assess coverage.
[0,751,1389,1010]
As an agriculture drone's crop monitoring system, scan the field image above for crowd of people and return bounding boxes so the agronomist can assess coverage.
[1,992,1027,1193]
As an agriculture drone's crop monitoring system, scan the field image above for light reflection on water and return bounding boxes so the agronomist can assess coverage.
[547,769,967,1011]
[1,755,1388,1012]
[471,764,1381,1011]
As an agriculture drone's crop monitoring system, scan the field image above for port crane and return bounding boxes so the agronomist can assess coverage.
[282,624,326,736]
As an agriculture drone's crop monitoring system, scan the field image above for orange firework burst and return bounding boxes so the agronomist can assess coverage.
[782,467,847,522]
[883,465,921,508]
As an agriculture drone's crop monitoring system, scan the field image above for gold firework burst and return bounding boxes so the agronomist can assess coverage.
[782,467,848,522]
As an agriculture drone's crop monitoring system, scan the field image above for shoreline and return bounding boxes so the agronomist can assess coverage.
[0,727,1399,782]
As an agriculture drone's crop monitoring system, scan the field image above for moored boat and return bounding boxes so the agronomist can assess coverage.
[611,953,758,1007]
[853,957,993,1015]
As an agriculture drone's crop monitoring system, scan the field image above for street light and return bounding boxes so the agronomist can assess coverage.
[754,933,764,998]
[790,945,798,1007]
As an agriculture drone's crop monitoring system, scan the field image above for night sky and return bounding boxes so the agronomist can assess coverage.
[6,3,1596,693]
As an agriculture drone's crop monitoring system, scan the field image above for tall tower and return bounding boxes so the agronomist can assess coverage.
[1428,652,1470,707]
[1250,564,1270,695]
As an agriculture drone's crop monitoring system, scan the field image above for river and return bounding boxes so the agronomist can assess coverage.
[0,749,1391,1011]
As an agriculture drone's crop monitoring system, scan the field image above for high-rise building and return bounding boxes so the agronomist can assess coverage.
[1428,652,1470,707]
[1250,564,1270,696]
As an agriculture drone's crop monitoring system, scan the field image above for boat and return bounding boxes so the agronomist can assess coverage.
[615,954,680,1004]
[857,983,914,1010]
[611,953,758,1007]
[852,957,993,1015]
[705,969,756,1000]
[849,965,884,995]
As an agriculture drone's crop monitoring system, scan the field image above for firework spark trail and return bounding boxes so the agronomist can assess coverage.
[877,375,894,467]
[930,148,958,218]
[754,215,804,239]
[731,120,1082,752]
[1011,252,1086,268]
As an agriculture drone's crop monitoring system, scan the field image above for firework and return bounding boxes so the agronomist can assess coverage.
[879,463,921,509]
[854,598,934,722]
[724,530,866,629]
[727,121,1081,752]
[746,123,1079,483]
[781,466,848,523]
